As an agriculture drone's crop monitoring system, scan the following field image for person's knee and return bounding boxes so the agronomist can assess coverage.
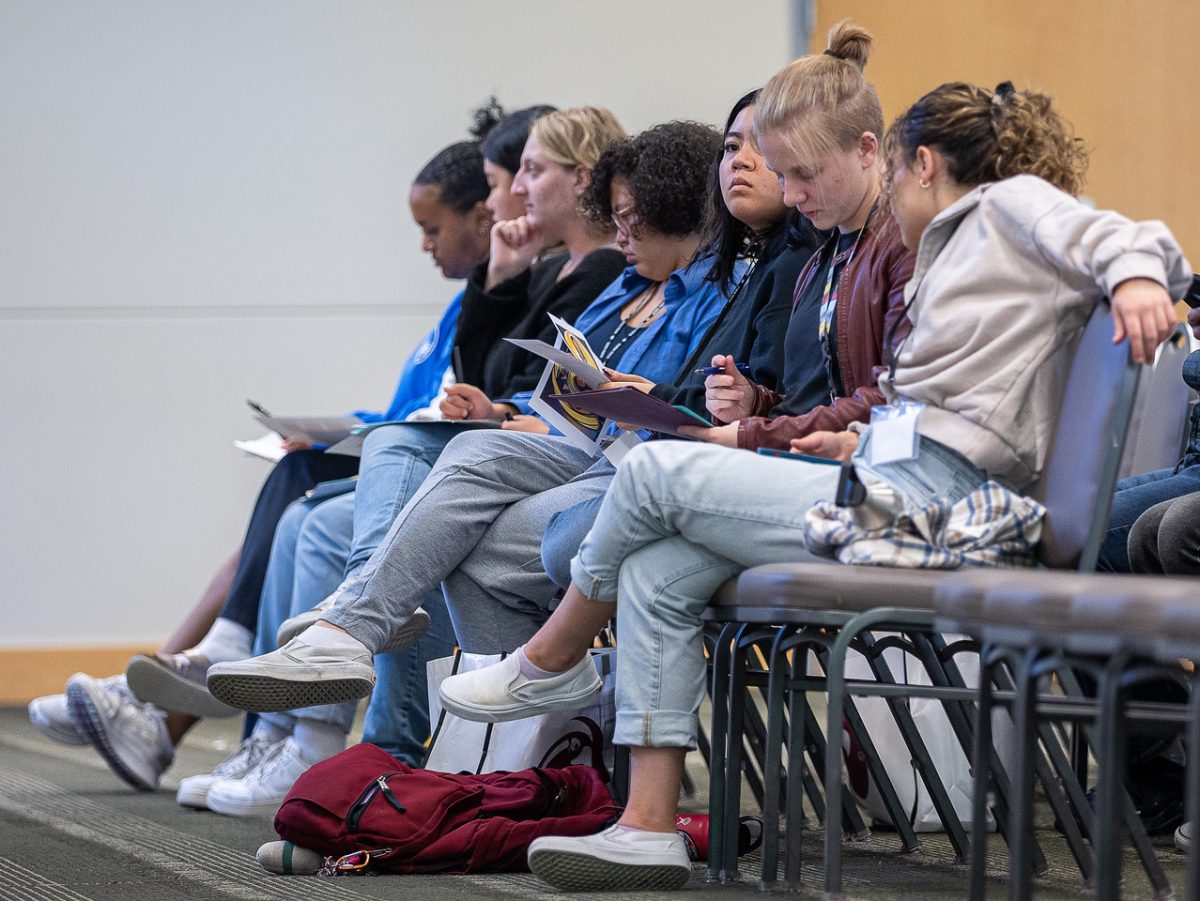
[1154,493,1200,575]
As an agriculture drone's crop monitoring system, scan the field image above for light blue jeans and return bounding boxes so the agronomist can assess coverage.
[253,423,458,763]
[569,432,985,750]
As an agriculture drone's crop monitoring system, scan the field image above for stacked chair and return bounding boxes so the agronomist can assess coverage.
[702,303,1189,897]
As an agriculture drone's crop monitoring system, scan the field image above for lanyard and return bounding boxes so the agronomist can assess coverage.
[818,219,869,343]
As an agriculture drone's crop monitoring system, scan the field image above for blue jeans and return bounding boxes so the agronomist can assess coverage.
[1097,462,1200,572]
[253,423,459,763]
[542,495,607,590]
[569,433,985,749]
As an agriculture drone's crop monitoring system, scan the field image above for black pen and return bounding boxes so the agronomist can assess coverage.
[452,347,463,382]
[694,363,751,377]
[246,399,272,418]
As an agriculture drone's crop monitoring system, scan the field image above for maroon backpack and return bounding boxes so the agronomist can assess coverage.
[274,742,619,874]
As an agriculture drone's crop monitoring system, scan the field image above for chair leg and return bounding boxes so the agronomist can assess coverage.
[1094,659,1128,901]
[705,622,737,882]
[968,646,1000,901]
[1007,647,1041,901]
[801,695,870,840]
[782,644,808,891]
[757,628,790,889]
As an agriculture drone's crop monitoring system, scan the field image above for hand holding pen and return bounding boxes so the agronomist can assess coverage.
[703,355,756,424]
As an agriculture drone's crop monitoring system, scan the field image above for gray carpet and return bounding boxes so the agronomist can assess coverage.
[0,706,1184,899]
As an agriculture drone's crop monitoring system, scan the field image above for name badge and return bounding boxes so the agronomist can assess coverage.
[868,401,923,466]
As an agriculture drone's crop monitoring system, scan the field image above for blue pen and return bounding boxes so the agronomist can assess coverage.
[695,363,751,377]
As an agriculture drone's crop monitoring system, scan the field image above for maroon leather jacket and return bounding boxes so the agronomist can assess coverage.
[738,207,914,449]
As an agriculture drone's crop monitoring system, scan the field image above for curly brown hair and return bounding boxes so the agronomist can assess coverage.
[883,81,1088,196]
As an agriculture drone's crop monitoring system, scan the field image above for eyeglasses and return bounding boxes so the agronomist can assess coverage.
[611,204,640,234]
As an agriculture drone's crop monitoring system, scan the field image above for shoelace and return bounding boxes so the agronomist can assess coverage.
[212,736,271,778]
[250,740,301,781]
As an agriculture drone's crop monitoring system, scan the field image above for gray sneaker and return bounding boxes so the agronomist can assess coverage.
[438,651,602,723]
[277,601,430,655]
[176,732,274,809]
[207,635,376,712]
[126,651,239,718]
[67,673,173,791]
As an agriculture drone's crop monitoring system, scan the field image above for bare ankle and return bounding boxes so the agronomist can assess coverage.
[523,643,584,674]
[313,620,348,635]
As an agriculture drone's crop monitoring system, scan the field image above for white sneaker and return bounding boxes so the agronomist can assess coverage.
[66,673,173,791]
[207,634,376,713]
[528,824,691,892]
[176,732,275,809]
[206,737,312,817]
[277,600,429,655]
[438,651,602,723]
[28,691,86,746]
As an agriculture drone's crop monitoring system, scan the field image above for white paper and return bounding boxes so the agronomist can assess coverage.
[233,432,286,462]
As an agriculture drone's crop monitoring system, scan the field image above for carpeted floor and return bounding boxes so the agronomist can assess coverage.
[0,706,1185,899]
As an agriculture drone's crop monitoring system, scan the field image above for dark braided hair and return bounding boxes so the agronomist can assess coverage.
[483,104,558,175]
[412,99,506,212]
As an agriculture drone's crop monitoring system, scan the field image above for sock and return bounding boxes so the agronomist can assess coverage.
[517,645,564,680]
[293,718,347,764]
[192,617,253,664]
[251,718,289,745]
[297,623,370,654]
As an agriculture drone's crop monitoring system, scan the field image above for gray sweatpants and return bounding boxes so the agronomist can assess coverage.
[323,429,614,654]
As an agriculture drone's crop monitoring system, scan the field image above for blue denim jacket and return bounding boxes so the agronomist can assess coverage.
[501,256,739,413]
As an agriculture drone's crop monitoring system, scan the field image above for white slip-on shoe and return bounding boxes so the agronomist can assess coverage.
[175,732,275,809]
[277,601,430,655]
[28,691,87,746]
[256,840,324,875]
[206,635,375,713]
[126,651,239,718]
[528,824,691,892]
[66,673,173,791]
[206,737,312,817]
[438,652,602,723]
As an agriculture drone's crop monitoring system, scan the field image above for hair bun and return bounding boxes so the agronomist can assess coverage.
[825,19,873,71]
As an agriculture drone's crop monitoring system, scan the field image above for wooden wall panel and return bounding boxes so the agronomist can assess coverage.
[812,0,1200,263]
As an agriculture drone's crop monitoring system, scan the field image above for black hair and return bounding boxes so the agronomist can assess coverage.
[410,98,505,213]
[412,141,489,213]
[482,104,558,175]
[701,91,825,291]
[582,121,722,238]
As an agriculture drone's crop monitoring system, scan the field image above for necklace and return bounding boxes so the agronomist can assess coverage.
[599,282,664,364]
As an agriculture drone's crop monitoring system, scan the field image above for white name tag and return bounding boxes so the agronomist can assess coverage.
[868,401,923,466]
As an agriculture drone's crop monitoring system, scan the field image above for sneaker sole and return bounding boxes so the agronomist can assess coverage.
[207,671,374,712]
[205,792,285,818]
[126,655,240,719]
[438,679,602,724]
[66,681,157,792]
[528,847,690,892]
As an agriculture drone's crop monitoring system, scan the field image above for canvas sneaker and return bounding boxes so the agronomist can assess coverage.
[175,732,275,809]
[66,673,173,791]
[438,651,601,723]
[277,600,430,655]
[1176,821,1193,853]
[206,737,312,817]
[28,690,87,746]
[528,824,692,892]
[207,634,376,713]
[126,650,239,718]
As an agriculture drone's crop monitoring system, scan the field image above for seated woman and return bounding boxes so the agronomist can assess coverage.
[44,113,506,793]
[467,46,1188,893]
[199,120,732,802]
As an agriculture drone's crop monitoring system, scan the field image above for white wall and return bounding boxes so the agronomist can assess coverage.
[0,0,795,647]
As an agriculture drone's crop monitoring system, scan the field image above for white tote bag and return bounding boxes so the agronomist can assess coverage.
[424,648,616,778]
[840,637,1013,832]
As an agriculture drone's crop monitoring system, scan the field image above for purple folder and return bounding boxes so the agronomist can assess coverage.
[552,386,713,438]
